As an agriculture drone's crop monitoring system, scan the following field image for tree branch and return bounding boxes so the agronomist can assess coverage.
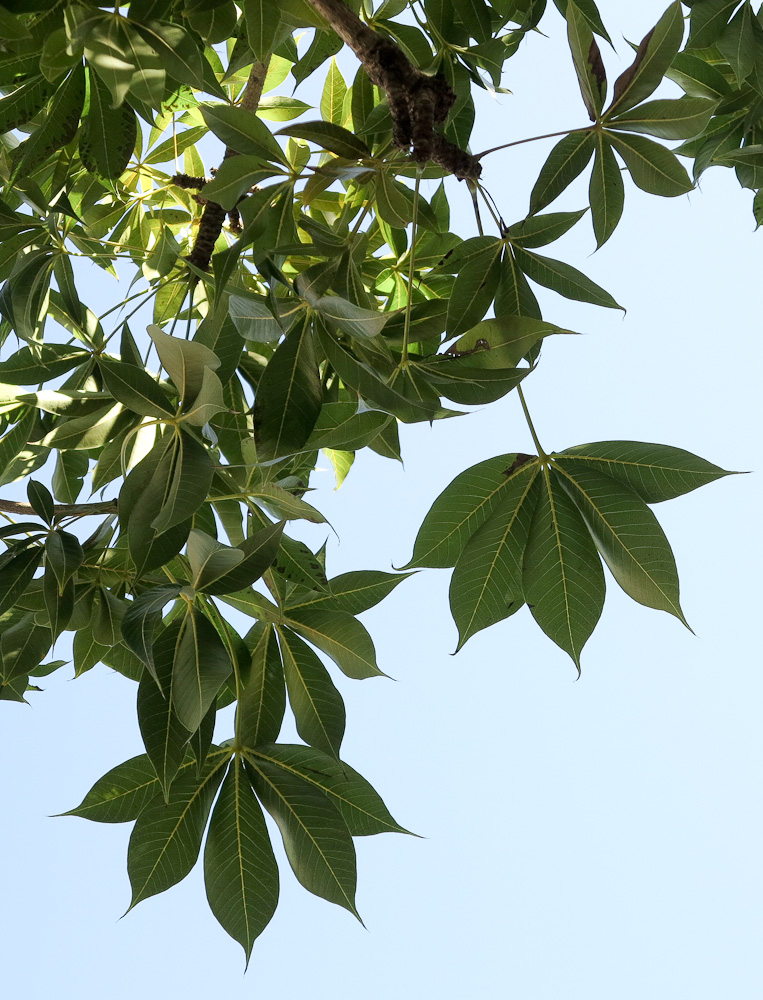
[304,0,481,180]
[186,59,270,271]
[0,499,118,518]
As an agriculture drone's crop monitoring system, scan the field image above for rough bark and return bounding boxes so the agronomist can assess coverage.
[305,0,481,179]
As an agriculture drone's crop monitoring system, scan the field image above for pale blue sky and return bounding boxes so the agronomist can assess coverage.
[1,3,761,997]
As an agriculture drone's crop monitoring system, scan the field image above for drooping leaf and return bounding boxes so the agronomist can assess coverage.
[284,608,384,679]
[589,132,624,247]
[204,761,279,962]
[555,464,688,624]
[171,608,232,734]
[236,623,286,748]
[277,625,346,757]
[127,754,228,908]
[450,464,540,649]
[246,757,359,917]
[249,744,410,836]
[522,468,606,669]
[137,621,192,801]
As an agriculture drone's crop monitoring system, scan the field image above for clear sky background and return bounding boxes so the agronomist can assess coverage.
[1,3,761,997]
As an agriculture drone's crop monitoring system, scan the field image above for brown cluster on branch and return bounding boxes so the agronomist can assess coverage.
[305,0,481,180]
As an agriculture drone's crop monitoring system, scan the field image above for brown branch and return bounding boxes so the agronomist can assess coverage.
[0,499,118,518]
[304,0,481,180]
[186,59,270,271]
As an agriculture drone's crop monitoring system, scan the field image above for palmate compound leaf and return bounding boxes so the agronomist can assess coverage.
[553,441,738,502]
[127,752,228,909]
[276,625,346,758]
[248,744,411,837]
[405,453,543,569]
[522,468,606,670]
[204,760,279,963]
[245,756,360,919]
[553,463,689,624]
[450,463,540,650]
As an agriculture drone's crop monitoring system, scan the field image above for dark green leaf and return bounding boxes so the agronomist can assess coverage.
[513,245,623,309]
[138,621,192,801]
[277,625,346,757]
[201,103,289,165]
[204,761,279,962]
[121,584,181,684]
[277,120,371,159]
[79,70,137,180]
[554,440,737,502]
[284,608,383,679]
[450,465,539,649]
[127,754,227,907]
[246,757,359,916]
[607,96,718,140]
[589,132,624,247]
[608,131,694,196]
[237,623,286,748]
[445,249,502,338]
[172,608,232,733]
[98,357,174,418]
[606,2,684,117]
[529,131,595,215]
[522,468,605,670]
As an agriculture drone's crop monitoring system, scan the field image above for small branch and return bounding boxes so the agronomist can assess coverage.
[305,0,481,180]
[186,59,269,271]
[0,499,119,518]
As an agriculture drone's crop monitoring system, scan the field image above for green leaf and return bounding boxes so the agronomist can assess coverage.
[172,608,232,734]
[253,320,322,461]
[566,1,607,119]
[249,744,409,835]
[303,403,391,452]
[445,249,502,338]
[277,120,371,159]
[122,21,165,107]
[277,625,346,757]
[244,0,282,62]
[608,131,693,197]
[495,248,542,318]
[138,621,192,801]
[246,757,359,917]
[716,1,756,84]
[667,51,732,100]
[147,324,220,407]
[607,96,718,140]
[249,483,325,523]
[606,2,685,117]
[513,245,623,309]
[61,753,189,823]
[407,454,539,569]
[313,295,392,340]
[44,530,83,592]
[204,761,279,962]
[450,464,539,649]
[52,450,88,504]
[553,440,737,502]
[134,20,207,93]
[687,0,738,49]
[186,530,244,592]
[202,521,285,596]
[505,209,588,248]
[150,431,216,534]
[529,131,595,215]
[589,132,624,248]
[0,543,44,617]
[1,613,51,683]
[0,344,90,385]
[27,479,54,524]
[199,157,278,211]
[83,16,135,108]
[0,75,58,134]
[10,64,85,183]
[201,103,289,165]
[237,623,285,748]
[98,357,174,418]
[321,57,347,125]
[556,464,688,625]
[285,569,411,615]
[121,584,181,684]
[522,468,605,670]
[284,607,383,680]
[127,753,227,908]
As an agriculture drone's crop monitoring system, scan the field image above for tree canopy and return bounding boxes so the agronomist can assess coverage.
[0,0,754,962]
